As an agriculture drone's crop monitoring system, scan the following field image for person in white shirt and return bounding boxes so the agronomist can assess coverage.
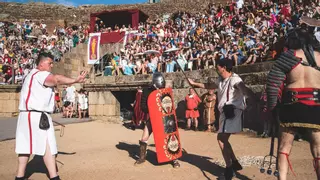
[66,85,76,104]
[77,89,88,119]
[15,52,87,180]
[189,58,256,180]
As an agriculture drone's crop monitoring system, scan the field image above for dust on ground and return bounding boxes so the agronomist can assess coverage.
[0,121,315,180]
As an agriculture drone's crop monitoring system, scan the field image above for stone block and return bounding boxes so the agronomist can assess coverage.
[115,102,121,116]
[71,59,80,66]
[9,92,18,100]
[95,104,104,116]
[64,57,71,64]
[89,92,98,105]
[105,92,117,105]
[0,113,12,118]
[15,93,21,100]
[89,91,117,105]
[0,100,3,111]
[96,76,116,84]
[4,99,18,113]
[97,92,107,105]
[88,104,96,116]
[0,93,10,100]
[71,70,79,78]
[63,64,70,70]
[103,104,114,116]
[240,72,268,86]
[72,64,80,71]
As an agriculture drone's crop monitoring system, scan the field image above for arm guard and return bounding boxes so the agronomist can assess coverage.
[266,50,302,110]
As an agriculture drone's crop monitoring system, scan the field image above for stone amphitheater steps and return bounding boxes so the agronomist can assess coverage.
[86,62,273,92]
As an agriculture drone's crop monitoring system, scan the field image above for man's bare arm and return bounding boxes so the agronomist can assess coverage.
[188,78,206,89]
[44,71,87,87]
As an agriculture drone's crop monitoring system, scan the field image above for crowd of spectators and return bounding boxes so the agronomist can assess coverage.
[0,19,89,84]
[1,0,319,81]
[101,0,320,76]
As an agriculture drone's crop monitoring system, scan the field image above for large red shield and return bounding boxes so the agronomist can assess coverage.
[148,88,182,163]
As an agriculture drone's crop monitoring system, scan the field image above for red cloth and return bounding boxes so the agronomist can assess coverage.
[132,91,146,125]
[185,94,201,118]
[4,57,11,64]
[100,32,125,44]
[55,94,60,101]
[6,67,12,76]
[280,7,291,18]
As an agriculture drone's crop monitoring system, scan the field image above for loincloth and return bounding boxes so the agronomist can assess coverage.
[280,88,320,129]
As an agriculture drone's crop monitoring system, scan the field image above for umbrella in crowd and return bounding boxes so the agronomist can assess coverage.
[134,33,145,36]
[144,50,160,55]
[164,47,180,53]
[26,35,37,39]
[134,52,144,56]
[300,16,320,27]
[221,31,236,37]
[246,25,260,33]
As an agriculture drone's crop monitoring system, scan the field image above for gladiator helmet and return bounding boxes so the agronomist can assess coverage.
[152,72,166,89]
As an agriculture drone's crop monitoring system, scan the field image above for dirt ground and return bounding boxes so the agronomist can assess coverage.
[0,121,316,180]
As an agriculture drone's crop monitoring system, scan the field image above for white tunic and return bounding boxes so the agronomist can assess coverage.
[216,73,246,134]
[15,69,57,156]
[66,86,76,103]
[78,94,88,110]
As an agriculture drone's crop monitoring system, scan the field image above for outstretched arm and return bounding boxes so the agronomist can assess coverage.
[188,78,206,89]
[44,71,88,87]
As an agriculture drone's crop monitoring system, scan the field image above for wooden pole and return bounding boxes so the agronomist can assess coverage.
[173,59,201,98]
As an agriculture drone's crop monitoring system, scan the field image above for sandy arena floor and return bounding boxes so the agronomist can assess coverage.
[0,121,316,180]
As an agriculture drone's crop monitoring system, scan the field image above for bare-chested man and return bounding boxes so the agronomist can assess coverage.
[266,24,320,180]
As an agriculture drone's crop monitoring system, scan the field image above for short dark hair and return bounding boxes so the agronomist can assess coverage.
[79,88,84,93]
[216,58,233,72]
[35,52,54,66]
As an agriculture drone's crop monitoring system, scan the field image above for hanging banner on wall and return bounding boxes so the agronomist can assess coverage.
[87,32,101,65]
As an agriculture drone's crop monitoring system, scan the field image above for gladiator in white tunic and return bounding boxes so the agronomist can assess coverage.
[217,73,246,134]
[15,69,57,156]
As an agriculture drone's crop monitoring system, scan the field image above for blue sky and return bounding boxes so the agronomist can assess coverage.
[4,0,148,6]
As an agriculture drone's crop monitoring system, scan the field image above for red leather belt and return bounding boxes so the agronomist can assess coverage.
[283,88,320,105]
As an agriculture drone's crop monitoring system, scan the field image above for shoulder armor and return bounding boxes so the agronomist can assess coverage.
[266,50,301,110]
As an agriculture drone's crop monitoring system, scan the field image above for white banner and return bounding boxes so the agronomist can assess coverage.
[87,32,101,65]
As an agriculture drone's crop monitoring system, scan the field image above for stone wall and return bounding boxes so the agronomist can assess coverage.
[89,61,273,89]
[86,61,273,132]
[172,88,263,133]
[52,42,123,89]
[88,91,121,122]
[0,85,21,118]
[0,0,228,24]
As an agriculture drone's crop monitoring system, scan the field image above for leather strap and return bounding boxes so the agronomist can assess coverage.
[287,91,320,95]
[226,78,232,102]
[279,152,296,177]
[302,44,320,70]
[284,90,320,104]
[314,157,320,172]
[20,110,51,114]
